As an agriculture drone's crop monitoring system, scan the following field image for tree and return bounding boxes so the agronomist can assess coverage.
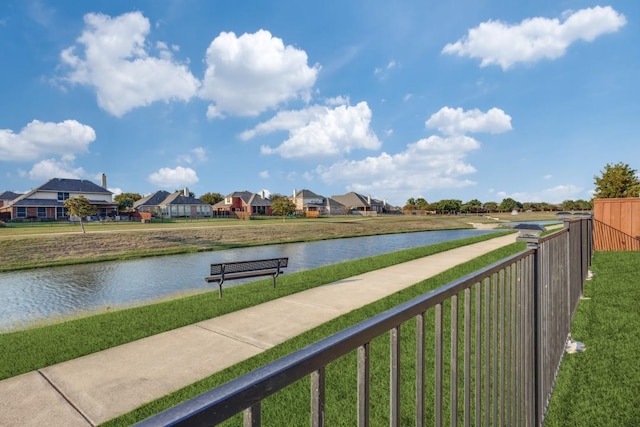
[200,192,224,205]
[270,194,296,220]
[483,201,498,213]
[64,196,97,233]
[593,162,640,199]
[499,197,522,212]
[434,199,461,214]
[415,197,429,210]
[403,198,417,210]
[114,192,142,212]
[462,199,483,214]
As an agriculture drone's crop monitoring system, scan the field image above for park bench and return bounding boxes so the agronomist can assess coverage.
[205,257,289,298]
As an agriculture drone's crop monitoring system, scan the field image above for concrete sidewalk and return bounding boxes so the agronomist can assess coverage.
[0,233,518,426]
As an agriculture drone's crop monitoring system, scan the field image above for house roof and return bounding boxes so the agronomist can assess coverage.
[212,191,271,209]
[295,189,323,199]
[0,191,21,201]
[160,192,209,206]
[37,178,112,194]
[331,192,371,209]
[5,178,114,209]
[133,190,209,209]
[133,191,171,208]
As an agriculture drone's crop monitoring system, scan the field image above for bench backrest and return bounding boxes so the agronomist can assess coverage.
[210,257,289,276]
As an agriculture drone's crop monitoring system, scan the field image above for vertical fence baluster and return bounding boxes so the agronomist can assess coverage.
[475,282,482,427]
[416,313,426,427]
[390,326,401,427]
[435,303,443,427]
[358,343,370,427]
[464,288,471,427]
[243,402,261,427]
[484,277,491,427]
[499,269,505,427]
[492,273,499,425]
[311,368,325,427]
[451,294,459,427]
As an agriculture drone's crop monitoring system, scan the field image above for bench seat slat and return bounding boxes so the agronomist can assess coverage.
[205,269,284,283]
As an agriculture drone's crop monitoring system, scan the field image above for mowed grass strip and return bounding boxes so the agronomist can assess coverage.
[544,251,640,426]
[104,240,526,426]
[0,232,511,381]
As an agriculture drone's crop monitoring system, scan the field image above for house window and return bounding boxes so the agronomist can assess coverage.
[225,197,232,205]
[56,207,68,217]
[37,207,47,217]
[16,207,26,218]
[57,192,70,201]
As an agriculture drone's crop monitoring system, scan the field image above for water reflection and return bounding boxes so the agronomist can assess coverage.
[0,229,497,331]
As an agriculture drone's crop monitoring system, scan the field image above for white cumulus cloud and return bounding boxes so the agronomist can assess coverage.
[315,135,481,203]
[28,157,87,181]
[0,119,95,162]
[148,166,199,188]
[426,107,512,136]
[200,29,320,118]
[243,102,380,158]
[60,12,200,116]
[442,6,626,70]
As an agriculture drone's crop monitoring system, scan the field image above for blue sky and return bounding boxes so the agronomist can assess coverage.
[0,1,636,206]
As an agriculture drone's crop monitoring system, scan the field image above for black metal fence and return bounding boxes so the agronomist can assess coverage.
[136,218,592,427]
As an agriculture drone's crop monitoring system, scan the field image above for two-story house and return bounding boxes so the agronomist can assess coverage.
[212,191,272,219]
[0,176,116,221]
[291,189,346,216]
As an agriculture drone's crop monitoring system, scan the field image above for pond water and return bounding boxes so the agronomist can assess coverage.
[0,229,499,332]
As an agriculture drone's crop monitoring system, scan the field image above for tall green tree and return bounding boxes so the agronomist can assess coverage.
[199,192,224,205]
[483,201,498,212]
[593,162,640,198]
[462,199,483,214]
[114,192,142,212]
[403,198,417,210]
[499,197,522,212]
[64,196,97,233]
[270,194,296,220]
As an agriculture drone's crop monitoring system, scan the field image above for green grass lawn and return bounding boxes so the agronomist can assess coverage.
[544,251,640,426]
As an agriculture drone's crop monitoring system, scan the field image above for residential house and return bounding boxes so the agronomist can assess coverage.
[212,191,272,218]
[0,191,21,221]
[291,189,347,216]
[0,176,116,221]
[331,192,386,215]
[133,189,212,218]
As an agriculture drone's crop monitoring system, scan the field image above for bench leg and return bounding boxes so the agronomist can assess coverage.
[218,280,224,299]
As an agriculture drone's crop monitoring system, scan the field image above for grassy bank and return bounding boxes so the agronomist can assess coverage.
[105,239,527,426]
[0,213,558,271]
[544,251,640,426]
[0,232,513,380]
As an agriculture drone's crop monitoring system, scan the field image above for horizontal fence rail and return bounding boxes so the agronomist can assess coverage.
[136,218,592,427]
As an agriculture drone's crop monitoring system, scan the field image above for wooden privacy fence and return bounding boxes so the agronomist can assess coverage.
[593,198,640,251]
[136,218,593,427]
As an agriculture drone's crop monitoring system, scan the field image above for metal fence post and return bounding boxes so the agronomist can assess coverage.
[516,232,542,426]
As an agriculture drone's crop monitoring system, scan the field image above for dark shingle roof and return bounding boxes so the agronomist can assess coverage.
[38,178,112,194]
[0,191,21,201]
[161,192,209,206]
[133,191,171,208]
